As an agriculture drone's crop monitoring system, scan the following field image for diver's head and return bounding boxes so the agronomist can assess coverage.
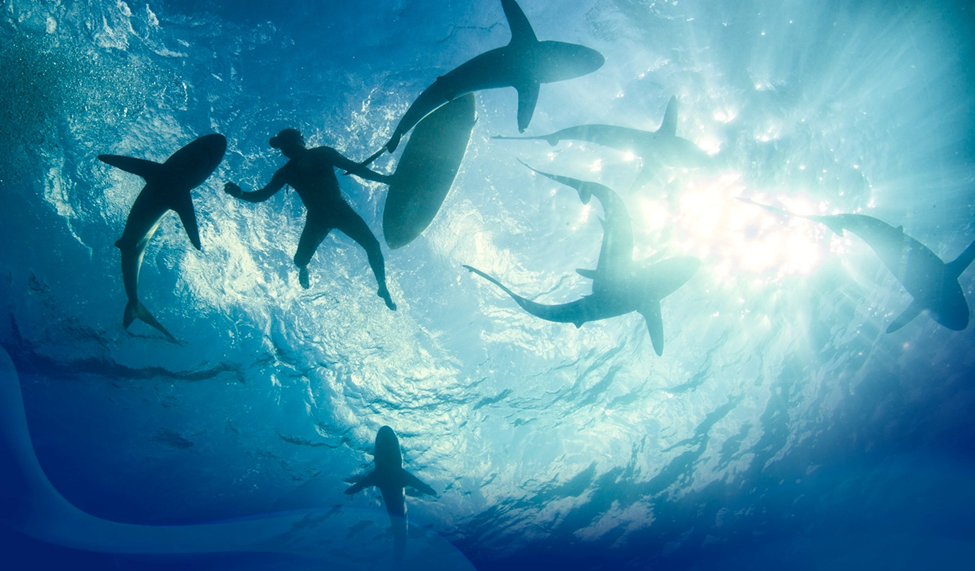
[270,128,305,157]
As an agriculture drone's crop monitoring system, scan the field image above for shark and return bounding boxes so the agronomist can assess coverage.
[345,426,436,562]
[493,95,711,189]
[743,199,975,332]
[99,133,226,342]
[464,164,701,355]
[0,347,474,568]
[354,0,603,170]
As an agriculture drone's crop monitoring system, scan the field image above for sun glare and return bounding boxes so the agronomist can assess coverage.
[658,174,829,281]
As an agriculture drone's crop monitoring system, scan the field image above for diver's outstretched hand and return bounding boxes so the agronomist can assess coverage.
[224,182,243,198]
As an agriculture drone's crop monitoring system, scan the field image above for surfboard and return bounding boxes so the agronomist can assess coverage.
[382,93,476,249]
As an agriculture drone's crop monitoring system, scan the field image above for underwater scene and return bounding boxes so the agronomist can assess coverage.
[2,0,975,569]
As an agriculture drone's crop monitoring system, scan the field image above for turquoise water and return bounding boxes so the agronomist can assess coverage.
[1,0,974,569]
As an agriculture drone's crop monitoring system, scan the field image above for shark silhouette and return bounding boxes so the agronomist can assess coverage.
[744,199,975,332]
[0,347,475,568]
[99,134,226,342]
[345,426,436,562]
[465,165,700,355]
[494,96,710,189]
[355,0,603,170]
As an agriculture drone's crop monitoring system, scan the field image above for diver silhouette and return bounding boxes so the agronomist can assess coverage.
[225,129,396,310]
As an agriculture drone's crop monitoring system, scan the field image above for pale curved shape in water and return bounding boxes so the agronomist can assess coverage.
[0,346,473,570]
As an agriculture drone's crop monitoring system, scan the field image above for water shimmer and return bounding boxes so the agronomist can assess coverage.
[1,1,974,569]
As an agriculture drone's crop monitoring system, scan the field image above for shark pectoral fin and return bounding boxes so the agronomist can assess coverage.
[660,96,679,137]
[946,237,975,279]
[576,268,598,280]
[344,471,378,495]
[399,468,436,496]
[98,155,164,181]
[886,299,924,334]
[631,160,661,190]
[172,192,202,250]
[502,0,538,46]
[638,300,665,356]
[516,80,540,133]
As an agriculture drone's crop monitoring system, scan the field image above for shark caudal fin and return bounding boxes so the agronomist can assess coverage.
[659,96,679,137]
[737,198,848,235]
[98,155,164,181]
[123,300,177,343]
[946,236,975,279]
[519,160,593,203]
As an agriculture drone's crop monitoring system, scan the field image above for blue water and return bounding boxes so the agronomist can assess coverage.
[2,0,974,569]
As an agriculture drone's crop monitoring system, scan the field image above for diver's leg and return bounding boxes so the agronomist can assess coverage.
[336,203,395,310]
[294,214,330,289]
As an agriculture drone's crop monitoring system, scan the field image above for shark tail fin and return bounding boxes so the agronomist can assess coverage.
[809,215,846,237]
[502,0,538,46]
[98,155,164,181]
[946,236,975,279]
[123,300,177,343]
[659,96,679,137]
[399,468,436,496]
[344,471,378,495]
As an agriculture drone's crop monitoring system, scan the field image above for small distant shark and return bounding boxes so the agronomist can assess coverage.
[494,95,711,189]
[345,426,436,561]
[99,134,226,342]
[465,164,700,355]
[743,199,975,332]
[354,0,603,170]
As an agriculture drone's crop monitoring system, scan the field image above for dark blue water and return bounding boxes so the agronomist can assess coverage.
[2,0,974,569]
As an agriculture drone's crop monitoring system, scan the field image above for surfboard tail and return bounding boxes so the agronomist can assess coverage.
[123,301,177,343]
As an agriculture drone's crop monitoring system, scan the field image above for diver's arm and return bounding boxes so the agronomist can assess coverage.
[327,148,392,185]
[224,170,287,202]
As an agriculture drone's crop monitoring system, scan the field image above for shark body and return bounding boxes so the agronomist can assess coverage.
[745,199,975,332]
[100,133,226,341]
[466,165,700,355]
[494,96,710,189]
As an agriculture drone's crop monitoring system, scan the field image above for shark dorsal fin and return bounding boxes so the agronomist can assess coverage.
[946,237,975,279]
[98,155,165,182]
[659,96,679,137]
[503,0,538,46]
[576,268,598,280]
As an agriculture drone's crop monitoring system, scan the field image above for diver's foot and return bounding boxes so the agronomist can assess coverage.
[379,287,396,311]
[298,268,310,289]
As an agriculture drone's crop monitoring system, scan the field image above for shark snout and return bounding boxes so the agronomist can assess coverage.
[535,42,605,83]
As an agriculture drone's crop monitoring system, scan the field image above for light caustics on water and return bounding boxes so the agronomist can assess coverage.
[2,0,974,568]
